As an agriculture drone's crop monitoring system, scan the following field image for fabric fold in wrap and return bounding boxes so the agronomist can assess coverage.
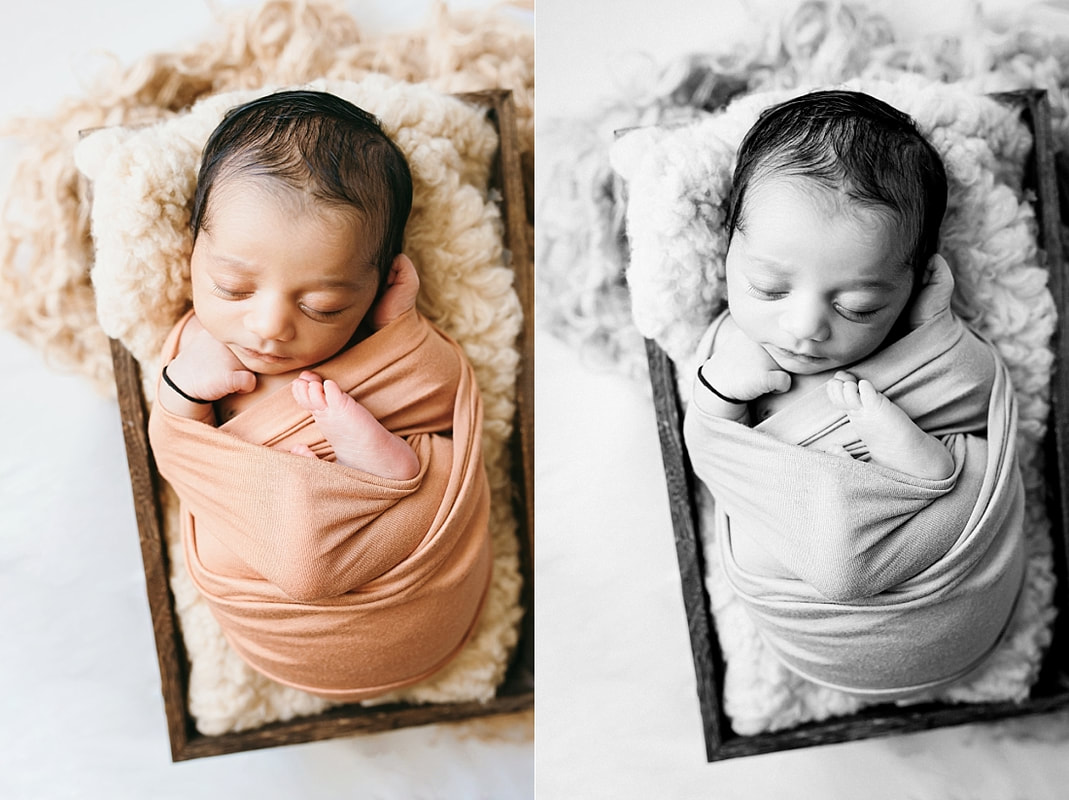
[683,307,1025,697]
[148,308,492,701]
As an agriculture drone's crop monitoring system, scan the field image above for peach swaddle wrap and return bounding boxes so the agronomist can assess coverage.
[683,306,1026,697]
[148,308,492,701]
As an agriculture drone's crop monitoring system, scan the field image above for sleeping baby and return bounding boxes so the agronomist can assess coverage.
[683,89,1025,699]
[148,89,492,701]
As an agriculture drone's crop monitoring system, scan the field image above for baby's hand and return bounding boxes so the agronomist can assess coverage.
[168,323,256,403]
[908,254,955,329]
[370,254,420,330]
[700,315,791,403]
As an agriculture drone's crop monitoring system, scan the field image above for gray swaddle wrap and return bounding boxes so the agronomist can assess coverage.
[683,306,1025,697]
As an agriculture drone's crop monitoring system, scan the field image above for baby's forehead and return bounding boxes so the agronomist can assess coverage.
[199,178,376,263]
[738,179,913,280]
[206,175,365,232]
[211,170,317,209]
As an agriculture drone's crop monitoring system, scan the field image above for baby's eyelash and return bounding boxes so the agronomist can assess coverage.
[745,281,882,322]
[745,283,785,300]
[836,305,881,323]
[301,305,346,320]
[211,283,246,299]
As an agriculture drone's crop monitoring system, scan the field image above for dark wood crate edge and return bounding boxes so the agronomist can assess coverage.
[458,89,536,680]
[644,88,1069,762]
[108,88,534,762]
[177,692,535,762]
[109,338,194,761]
[644,338,731,762]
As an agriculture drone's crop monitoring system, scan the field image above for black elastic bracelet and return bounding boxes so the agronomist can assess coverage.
[162,363,212,404]
[697,365,744,404]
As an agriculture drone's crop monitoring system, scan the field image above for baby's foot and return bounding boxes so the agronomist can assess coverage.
[826,372,954,480]
[291,371,419,480]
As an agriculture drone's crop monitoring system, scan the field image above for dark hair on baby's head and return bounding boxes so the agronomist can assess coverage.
[727,90,947,283]
[191,89,413,288]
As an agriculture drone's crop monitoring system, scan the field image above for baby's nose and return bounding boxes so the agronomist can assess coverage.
[245,297,295,342]
[780,301,830,343]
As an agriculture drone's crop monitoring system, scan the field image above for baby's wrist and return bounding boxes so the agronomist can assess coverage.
[162,362,212,405]
[697,365,744,404]
[158,360,216,422]
[694,365,749,421]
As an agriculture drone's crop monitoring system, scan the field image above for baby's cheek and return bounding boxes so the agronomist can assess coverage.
[843,328,888,363]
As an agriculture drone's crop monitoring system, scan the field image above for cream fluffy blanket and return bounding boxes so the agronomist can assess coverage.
[0,0,533,393]
[75,76,524,734]
[684,306,1025,697]
[538,0,1069,378]
[611,77,1056,733]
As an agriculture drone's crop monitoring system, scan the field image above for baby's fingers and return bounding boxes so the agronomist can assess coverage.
[230,370,257,395]
[370,254,421,329]
[766,370,791,395]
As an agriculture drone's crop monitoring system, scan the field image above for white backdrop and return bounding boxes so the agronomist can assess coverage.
[10,0,1069,796]
[535,0,1069,798]
[0,2,533,799]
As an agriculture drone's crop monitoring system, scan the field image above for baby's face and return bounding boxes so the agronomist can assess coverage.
[190,180,379,376]
[725,178,913,376]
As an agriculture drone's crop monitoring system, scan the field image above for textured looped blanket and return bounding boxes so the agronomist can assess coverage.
[148,308,492,700]
[683,306,1025,696]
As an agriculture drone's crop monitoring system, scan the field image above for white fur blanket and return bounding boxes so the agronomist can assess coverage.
[611,76,1057,733]
[75,75,525,735]
[537,0,1069,380]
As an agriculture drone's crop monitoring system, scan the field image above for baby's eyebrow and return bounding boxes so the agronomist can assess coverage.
[744,256,792,276]
[208,253,368,291]
[208,253,257,273]
[839,278,900,293]
[306,278,367,291]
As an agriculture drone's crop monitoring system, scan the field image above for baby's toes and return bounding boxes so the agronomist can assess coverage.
[292,376,327,411]
[856,379,888,411]
[826,378,859,411]
[835,377,861,410]
[322,379,357,412]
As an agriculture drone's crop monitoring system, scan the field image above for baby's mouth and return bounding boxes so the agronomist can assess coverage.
[236,345,290,364]
[768,344,825,364]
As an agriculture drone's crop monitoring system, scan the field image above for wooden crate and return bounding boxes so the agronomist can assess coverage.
[644,89,1069,761]
[109,89,533,762]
